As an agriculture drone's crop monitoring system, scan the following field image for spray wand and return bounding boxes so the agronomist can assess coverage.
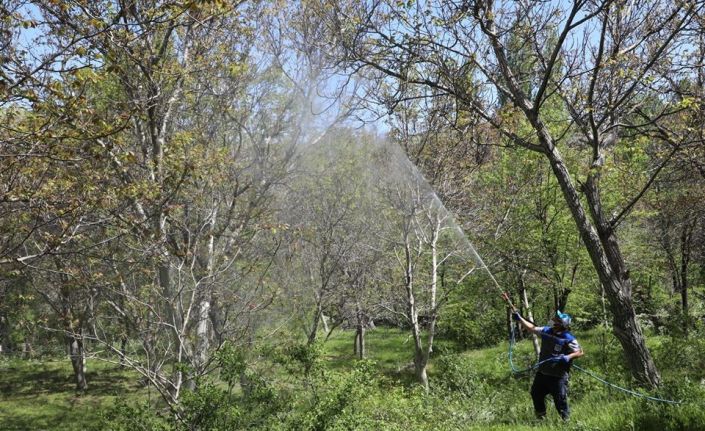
[501,291,517,313]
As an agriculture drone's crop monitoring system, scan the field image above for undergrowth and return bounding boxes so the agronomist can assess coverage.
[2,327,704,430]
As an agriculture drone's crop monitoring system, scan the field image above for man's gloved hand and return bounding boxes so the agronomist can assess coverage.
[555,354,570,364]
[512,311,521,321]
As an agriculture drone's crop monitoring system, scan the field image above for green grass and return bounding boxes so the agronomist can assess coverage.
[0,358,150,431]
[323,328,416,372]
[2,327,704,430]
[318,327,705,430]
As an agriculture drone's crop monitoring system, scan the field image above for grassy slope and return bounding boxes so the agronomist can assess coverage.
[1,327,703,430]
[322,327,704,431]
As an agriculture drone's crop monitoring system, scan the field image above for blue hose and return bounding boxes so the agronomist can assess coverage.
[507,325,682,405]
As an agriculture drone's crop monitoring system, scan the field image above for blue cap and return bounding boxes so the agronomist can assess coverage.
[555,311,572,328]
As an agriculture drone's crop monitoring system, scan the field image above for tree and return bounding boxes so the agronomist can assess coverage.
[2,0,303,408]
[376,143,467,390]
[319,0,704,387]
[281,130,380,346]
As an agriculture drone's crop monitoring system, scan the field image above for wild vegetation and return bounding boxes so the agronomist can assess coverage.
[2,327,705,430]
[1,1,704,430]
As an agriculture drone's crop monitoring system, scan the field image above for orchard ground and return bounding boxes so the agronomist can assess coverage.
[1,327,704,431]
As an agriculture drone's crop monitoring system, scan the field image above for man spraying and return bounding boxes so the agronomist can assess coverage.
[507,300,584,421]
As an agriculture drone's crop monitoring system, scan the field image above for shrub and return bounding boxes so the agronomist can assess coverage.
[95,398,170,431]
[286,359,377,431]
[627,393,705,431]
[178,383,241,431]
[438,304,505,349]
[433,354,484,397]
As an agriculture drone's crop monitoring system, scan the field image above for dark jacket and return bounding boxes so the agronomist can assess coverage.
[537,327,581,377]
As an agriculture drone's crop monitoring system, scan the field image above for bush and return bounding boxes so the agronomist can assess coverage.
[627,392,705,431]
[178,383,242,431]
[431,338,462,355]
[95,398,170,431]
[438,303,505,349]
[433,354,484,397]
[287,360,378,431]
[284,341,323,377]
[654,323,705,380]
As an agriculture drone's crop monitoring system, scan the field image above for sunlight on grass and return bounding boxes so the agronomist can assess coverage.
[323,327,415,372]
[0,358,150,431]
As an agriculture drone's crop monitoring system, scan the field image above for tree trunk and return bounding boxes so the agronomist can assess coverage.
[402,234,429,390]
[141,330,161,387]
[307,301,323,345]
[0,313,11,354]
[555,286,571,312]
[542,142,661,387]
[321,314,330,333]
[209,292,225,347]
[119,336,127,368]
[354,325,366,359]
[519,280,540,358]
[159,260,183,400]
[186,298,210,392]
[191,207,218,390]
[428,219,439,355]
[58,262,89,391]
[414,352,429,392]
[359,326,365,359]
[195,299,210,365]
[67,332,87,391]
[22,340,33,359]
[353,331,357,356]
[679,220,694,336]
[601,284,609,329]
[354,301,366,359]
[407,274,430,392]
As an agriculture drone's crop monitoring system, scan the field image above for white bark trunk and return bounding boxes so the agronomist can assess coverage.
[521,284,540,358]
[195,207,218,374]
[68,334,87,391]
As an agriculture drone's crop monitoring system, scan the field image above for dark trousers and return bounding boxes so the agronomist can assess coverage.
[530,372,570,420]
